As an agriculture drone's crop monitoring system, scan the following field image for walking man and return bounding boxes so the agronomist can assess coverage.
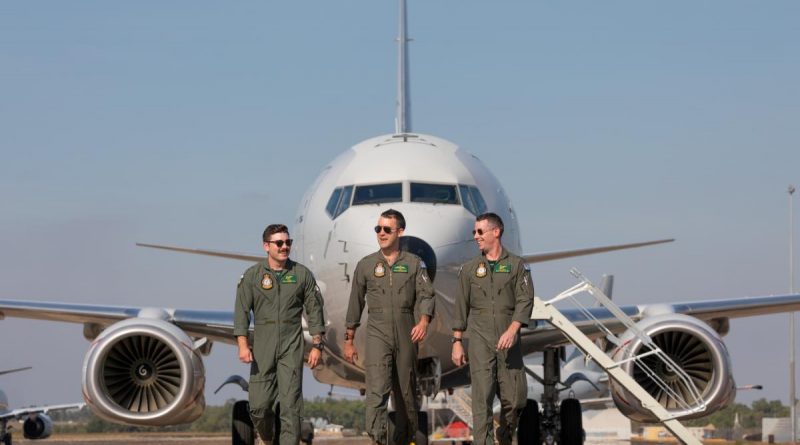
[234,224,326,445]
[451,212,533,445]
[344,209,435,445]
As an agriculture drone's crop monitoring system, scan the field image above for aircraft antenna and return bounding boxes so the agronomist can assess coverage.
[394,0,412,134]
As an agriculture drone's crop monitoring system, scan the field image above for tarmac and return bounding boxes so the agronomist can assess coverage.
[15,433,371,444]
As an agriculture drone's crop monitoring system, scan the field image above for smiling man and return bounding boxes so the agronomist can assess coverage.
[451,212,533,445]
[344,209,435,445]
[234,224,326,445]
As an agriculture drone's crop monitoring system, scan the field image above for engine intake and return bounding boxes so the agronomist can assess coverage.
[610,313,736,422]
[82,318,205,425]
[23,413,53,439]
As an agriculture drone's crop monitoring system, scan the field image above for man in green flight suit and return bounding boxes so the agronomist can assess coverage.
[451,212,533,445]
[344,209,435,445]
[234,224,326,445]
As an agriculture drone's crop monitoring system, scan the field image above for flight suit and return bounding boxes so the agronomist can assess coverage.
[453,249,533,445]
[234,259,326,445]
[346,251,435,445]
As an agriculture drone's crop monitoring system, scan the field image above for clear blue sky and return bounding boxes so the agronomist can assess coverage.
[1,1,798,410]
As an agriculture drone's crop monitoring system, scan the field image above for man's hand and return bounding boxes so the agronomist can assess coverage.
[237,336,253,363]
[452,341,467,367]
[238,344,253,363]
[344,341,358,363]
[308,348,322,369]
[496,322,521,350]
[410,317,429,343]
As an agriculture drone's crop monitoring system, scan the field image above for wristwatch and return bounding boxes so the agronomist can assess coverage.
[451,337,462,344]
[312,342,325,351]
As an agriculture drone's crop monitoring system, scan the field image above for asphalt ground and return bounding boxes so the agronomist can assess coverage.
[14,433,371,444]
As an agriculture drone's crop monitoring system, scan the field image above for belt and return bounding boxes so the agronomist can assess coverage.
[368,308,413,314]
[470,309,513,316]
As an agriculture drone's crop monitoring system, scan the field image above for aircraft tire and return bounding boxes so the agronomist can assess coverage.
[232,400,255,445]
[416,411,429,445]
[558,399,583,445]
[518,399,541,445]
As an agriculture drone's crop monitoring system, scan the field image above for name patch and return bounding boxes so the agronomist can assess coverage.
[391,264,409,273]
[494,263,511,273]
[281,274,297,284]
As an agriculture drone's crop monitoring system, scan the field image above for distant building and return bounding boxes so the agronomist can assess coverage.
[639,424,716,441]
[762,417,799,443]
[583,408,632,444]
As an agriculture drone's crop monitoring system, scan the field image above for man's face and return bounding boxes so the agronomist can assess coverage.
[473,219,500,253]
[375,216,404,250]
[263,232,292,264]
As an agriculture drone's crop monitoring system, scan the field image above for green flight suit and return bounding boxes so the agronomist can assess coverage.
[346,251,435,445]
[234,259,325,445]
[453,249,533,445]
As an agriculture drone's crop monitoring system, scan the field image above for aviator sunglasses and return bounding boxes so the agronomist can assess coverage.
[472,227,496,236]
[266,239,294,248]
[374,225,398,234]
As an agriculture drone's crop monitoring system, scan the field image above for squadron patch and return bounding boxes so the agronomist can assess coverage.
[391,264,408,273]
[420,260,427,269]
[238,274,244,288]
[281,274,297,284]
[476,262,487,278]
[374,262,386,277]
[261,274,273,290]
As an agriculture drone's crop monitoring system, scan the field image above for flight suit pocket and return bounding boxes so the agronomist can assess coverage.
[248,374,276,412]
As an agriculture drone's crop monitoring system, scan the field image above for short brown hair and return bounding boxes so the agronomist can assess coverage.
[476,212,504,238]
[262,224,289,242]
[380,209,406,230]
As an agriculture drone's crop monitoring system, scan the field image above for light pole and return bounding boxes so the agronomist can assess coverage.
[790,184,796,445]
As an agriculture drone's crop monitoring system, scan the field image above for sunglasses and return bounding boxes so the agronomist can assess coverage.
[374,225,397,234]
[472,228,496,236]
[266,239,294,248]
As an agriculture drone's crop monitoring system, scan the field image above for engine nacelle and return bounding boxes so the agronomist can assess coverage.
[610,313,736,422]
[82,317,206,426]
[23,413,53,440]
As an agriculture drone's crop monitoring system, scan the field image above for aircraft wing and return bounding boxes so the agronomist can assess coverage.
[0,300,237,345]
[521,239,674,263]
[519,292,800,352]
[0,403,85,421]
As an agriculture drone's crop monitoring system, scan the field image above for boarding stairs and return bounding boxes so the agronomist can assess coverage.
[531,269,706,445]
[449,388,473,429]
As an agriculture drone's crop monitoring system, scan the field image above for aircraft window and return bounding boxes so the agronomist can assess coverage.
[459,185,488,215]
[470,186,488,214]
[325,188,343,217]
[411,183,458,204]
[337,185,353,215]
[324,185,354,219]
[352,183,402,205]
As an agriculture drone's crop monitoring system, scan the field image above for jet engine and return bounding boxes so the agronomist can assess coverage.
[609,313,736,422]
[82,317,205,425]
[22,413,53,440]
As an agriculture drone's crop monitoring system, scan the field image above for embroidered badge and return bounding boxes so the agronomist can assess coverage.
[374,262,386,277]
[420,260,427,269]
[476,262,487,278]
[237,274,244,288]
[281,274,297,284]
[261,274,273,290]
[391,264,409,273]
[494,263,511,273]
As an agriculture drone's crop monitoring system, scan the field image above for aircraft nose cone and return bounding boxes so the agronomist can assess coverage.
[400,236,437,282]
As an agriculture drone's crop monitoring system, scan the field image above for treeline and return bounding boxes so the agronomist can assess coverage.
[49,398,365,434]
[683,398,789,429]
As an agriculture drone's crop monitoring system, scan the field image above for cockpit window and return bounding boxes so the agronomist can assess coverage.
[325,185,354,219]
[352,183,402,205]
[410,183,458,204]
[459,185,488,216]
